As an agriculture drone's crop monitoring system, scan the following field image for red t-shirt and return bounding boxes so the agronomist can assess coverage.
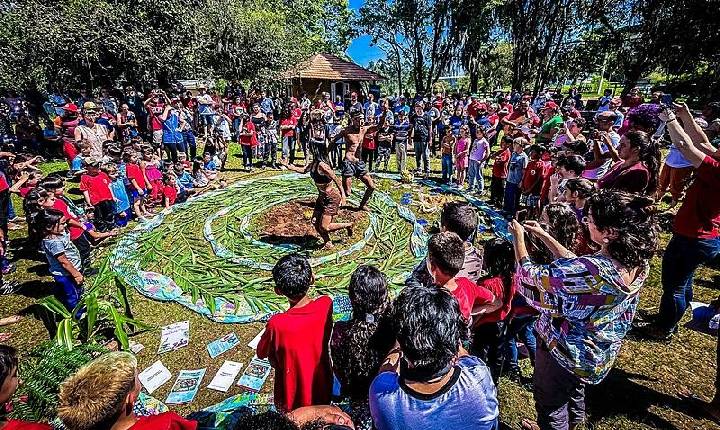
[256,295,333,412]
[521,159,547,195]
[129,412,197,430]
[362,132,377,150]
[540,164,555,204]
[79,172,113,205]
[0,172,9,192]
[449,277,494,321]
[474,276,515,325]
[596,161,651,194]
[3,420,52,430]
[126,163,145,189]
[280,117,297,138]
[240,120,258,147]
[147,102,165,131]
[492,148,511,178]
[163,185,177,205]
[53,199,84,240]
[674,156,720,239]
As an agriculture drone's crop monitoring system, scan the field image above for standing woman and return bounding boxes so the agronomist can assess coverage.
[74,102,112,159]
[250,103,267,166]
[597,130,660,195]
[509,189,658,430]
[159,98,185,162]
[281,137,352,249]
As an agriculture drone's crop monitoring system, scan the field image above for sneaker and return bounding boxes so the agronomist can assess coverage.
[83,267,99,277]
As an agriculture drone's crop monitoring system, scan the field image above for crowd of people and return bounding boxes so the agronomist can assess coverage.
[0,83,720,430]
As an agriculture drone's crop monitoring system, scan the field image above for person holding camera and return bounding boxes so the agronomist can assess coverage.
[581,110,621,180]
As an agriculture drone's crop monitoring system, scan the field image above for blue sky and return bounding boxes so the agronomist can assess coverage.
[346,0,384,66]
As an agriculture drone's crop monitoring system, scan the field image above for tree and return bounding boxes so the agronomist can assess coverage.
[0,0,353,92]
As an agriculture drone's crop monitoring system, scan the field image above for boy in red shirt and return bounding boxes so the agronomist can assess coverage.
[79,159,115,232]
[257,253,333,412]
[489,137,512,207]
[425,232,499,322]
[520,145,547,219]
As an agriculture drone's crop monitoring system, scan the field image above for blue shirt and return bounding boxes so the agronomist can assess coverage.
[507,151,529,184]
[110,179,130,213]
[71,155,84,171]
[162,110,183,143]
[205,160,218,171]
[369,356,499,430]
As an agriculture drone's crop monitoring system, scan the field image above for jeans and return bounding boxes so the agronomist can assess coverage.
[183,130,196,159]
[232,118,242,141]
[361,147,376,172]
[467,160,485,192]
[534,344,586,430]
[264,138,277,164]
[395,139,407,172]
[441,154,453,182]
[282,136,296,162]
[506,315,538,369]
[241,144,253,168]
[658,234,720,331]
[503,181,521,216]
[414,140,430,173]
[93,200,116,232]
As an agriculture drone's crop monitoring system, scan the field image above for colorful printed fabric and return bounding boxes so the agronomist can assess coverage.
[515,254,648,385]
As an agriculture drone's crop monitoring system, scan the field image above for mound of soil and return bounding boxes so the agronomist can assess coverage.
[254,198,368,249]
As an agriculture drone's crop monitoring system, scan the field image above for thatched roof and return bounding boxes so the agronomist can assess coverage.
[282,53,384,81]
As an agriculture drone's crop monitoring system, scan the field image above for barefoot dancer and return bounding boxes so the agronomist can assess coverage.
[282,136,353,249]
[331,110,380,210]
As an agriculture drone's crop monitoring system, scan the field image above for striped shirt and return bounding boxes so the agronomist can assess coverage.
[515,254,648,385]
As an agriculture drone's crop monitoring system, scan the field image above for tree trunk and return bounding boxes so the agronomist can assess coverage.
[470,69,479,93]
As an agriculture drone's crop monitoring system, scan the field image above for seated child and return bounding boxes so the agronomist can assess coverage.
[406,201,483,288]
[58,352,197,430]
[425,231,498,321]
[70,141,92,176]
[331,265,394,428]
[161,172,178,208]
[39,209,84,310]
[257,253,333,412]
[202,153,219,181]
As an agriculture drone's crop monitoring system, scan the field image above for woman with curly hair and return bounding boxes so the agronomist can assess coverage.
[509,189,658,430]
[331,265,394,429]
[597,130,661,195]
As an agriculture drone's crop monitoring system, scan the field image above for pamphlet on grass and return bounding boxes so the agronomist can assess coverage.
[130,340,145,354]
[207,332,240,358]
[247,329,265,350]
[158,321,190,354]
[685,301,718,336]
[138,360,172,394]
[207,360,244,392]
[237,356,271,392]
[166,368,206,404]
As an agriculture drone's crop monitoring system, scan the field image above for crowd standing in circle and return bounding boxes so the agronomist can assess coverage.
[0,84,720,429]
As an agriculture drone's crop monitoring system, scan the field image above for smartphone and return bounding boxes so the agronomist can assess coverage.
[660,94,673,108]
[515,209,528,222]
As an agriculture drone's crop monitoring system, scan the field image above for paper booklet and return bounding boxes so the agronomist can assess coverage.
[207,360,244,392]
[207,332,241,358]
[237,356,272,392]
[138,360,172,394]
[158,321,190,354]
[166,368,206,404]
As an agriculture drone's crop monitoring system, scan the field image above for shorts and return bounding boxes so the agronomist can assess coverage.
[313,188,341,219]
[152,130,163,146]
[128,188,147,201]
[341,159,369,178]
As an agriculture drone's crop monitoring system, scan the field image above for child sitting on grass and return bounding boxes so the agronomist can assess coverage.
[39,208,84,311]
[426,231,500,321]
[257,253,333,412]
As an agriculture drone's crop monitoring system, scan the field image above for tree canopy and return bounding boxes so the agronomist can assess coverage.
[0,0,352,92]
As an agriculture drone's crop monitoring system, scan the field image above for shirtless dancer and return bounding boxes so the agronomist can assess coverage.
[331,110,379,210]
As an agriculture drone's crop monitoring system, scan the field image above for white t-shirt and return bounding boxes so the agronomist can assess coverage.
[582,131,620,180]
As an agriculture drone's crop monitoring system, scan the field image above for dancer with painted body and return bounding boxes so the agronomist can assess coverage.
[331,110,380,211]
[283,120,352,249]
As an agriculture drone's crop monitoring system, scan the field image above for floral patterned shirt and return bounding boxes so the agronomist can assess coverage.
[515,254,648,384]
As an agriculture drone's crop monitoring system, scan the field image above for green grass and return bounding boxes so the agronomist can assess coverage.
[1,143,719,428]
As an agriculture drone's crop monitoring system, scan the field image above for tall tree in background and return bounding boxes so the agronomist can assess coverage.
[0,0,352,92]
